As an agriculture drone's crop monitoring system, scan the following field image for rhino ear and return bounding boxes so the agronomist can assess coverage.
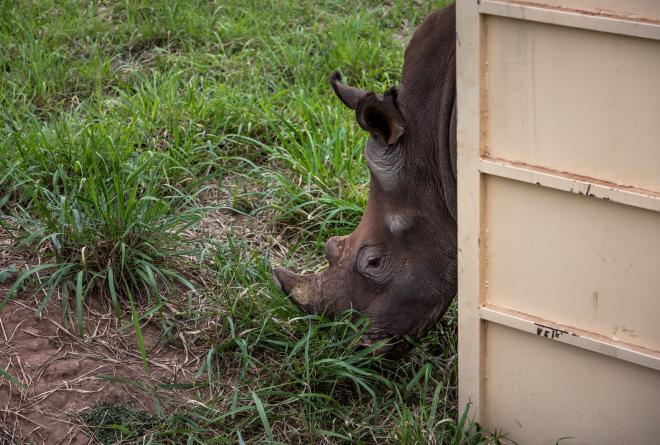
[356,88,405,146]
[330,71,366,110]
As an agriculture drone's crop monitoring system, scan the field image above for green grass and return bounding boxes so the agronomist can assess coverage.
[82,402,156,445]
[0,0,504,443]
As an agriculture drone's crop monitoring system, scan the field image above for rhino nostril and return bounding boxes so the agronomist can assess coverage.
[324,236,342,264]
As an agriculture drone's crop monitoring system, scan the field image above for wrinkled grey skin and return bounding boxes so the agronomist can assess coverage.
[273,4,457,352]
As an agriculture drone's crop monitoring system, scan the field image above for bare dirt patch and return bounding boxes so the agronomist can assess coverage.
[0,297,201,444]
[0,229,201,444]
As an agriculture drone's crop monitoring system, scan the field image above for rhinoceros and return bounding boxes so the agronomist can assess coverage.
[273,4,457,352]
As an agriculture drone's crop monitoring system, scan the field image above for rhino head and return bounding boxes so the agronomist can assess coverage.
[273,5,457,352]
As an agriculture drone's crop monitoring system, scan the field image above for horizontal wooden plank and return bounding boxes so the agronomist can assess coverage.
[478,157,660,213]
[495,0,660,23]
[479,304,660,372]
[483,322,660,445]
[480,0,660,40]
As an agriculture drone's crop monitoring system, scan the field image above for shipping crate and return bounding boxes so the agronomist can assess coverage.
[456,1,660,443]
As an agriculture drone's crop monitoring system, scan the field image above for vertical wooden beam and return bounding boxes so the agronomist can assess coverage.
[456,0,484,422]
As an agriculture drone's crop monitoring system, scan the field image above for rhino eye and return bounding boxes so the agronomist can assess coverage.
[367,257,380,268]
[357,246,391,284]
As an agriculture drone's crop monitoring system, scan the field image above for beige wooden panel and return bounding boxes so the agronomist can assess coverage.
[484,323,660,445]
[483,176,660,352]
[458,0,660,440]
[484,17,660,193]
[510,0,660,21]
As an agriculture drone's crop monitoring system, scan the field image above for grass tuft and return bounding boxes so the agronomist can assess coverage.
[1,120,208,330]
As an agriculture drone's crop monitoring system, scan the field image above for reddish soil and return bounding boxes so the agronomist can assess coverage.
[0,233,199,444]
[0,297,199,444]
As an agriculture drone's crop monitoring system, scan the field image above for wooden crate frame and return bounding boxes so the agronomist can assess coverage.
[456,1,660,443]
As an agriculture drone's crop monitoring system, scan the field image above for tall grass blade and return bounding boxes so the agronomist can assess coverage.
[251,391,273,443]
[107,267,120,318]
[0,368,25,389]
[126,289,150,374]
[75,270,84,337]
